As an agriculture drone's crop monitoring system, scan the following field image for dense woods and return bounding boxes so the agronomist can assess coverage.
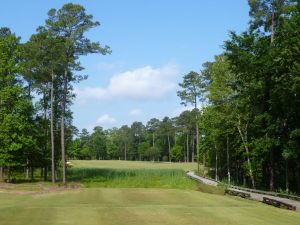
[0,0,300,194]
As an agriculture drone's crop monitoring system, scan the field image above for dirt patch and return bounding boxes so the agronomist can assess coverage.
[0,182,82,195]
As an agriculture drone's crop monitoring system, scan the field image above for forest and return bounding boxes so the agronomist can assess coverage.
[0,0,300,195]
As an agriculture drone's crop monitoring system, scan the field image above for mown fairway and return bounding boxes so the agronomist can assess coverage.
[1,188,300,225]
[0,160,300,225]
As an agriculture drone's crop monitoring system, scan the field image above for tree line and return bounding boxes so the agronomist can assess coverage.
[69,115,199,163]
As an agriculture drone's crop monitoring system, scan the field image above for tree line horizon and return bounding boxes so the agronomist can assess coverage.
[0,1,300,194]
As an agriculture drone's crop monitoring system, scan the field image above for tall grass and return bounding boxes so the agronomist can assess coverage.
[67,167,198,189]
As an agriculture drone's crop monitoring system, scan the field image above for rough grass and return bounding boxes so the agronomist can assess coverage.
[67,167,198,189]
[67,160,200,189]
[71,160,199,170]
[0,188,299,225]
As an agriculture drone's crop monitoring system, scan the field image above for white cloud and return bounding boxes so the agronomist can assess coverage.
[75,64,180,103]
[96,114,116,125]
[129,109,142,116]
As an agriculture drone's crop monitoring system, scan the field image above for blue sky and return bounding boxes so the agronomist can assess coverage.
[1,0,250,131]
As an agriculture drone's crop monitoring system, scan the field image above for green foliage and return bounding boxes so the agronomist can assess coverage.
[170,145,184,162]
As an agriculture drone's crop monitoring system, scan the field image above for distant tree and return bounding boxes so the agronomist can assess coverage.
[177,71,207,171]
[170,145,184,162]
[89,126,107,160]
[146,118,160,148]
[158,117,174,162]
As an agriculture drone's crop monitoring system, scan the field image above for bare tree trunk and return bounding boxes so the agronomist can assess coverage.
[227,135,231,185]
[43,88,48,182]
[44,167,47,181]
[195,98,200,171]
[269,147,274,191]
[167,134,171,162]
[7,167,11,183]
[285,160,289,193]
[192,136,195,162]
[61,69,67,185]
[186,134,189,163]
[124,143,127,160]
[271,9,275,43]
[237,119,255,189]
[26,158,29,179]
[51,71,55,183]
[215,144,218,181]
[0,167,3,180]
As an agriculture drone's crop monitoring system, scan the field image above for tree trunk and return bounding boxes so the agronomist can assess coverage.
[44,167,47,181]
[167,134,171,162]
[196,122,200,171]
[124,143,127,160]
[237,120,255,189]
[51,70,55,183]
[227,135,231,185]
[186,134,189,163]
[7,167,11,183]
[43,88,48,182]
[285,160,289,193]
[61,69,67,185]
[271,9,275,43]
[26,158,29,179]
[215,144,218,181]
[192,136,195,162]
[269,147,274,191]
[0,167,3,180]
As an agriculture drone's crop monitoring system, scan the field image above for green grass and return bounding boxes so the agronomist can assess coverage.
[68,167,198,189]
[1,160,299,225]
[71,160,199,170]
[67,160,200,189]
[0,188,299,225]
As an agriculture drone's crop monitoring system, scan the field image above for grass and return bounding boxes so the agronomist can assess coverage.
[67,160,200,189]
[71,160,199,170]
[0,160,299,225]
[0,188,300,225]
[68,167,198,189]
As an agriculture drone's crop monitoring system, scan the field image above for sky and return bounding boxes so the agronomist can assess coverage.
[0,0,250,131]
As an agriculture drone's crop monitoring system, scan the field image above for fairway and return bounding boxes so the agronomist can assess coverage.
[0,188,300,225]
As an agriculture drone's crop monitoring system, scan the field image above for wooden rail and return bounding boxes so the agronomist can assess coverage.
[229,185,300,202]
[225,189,250,199]
[263,197,296,211]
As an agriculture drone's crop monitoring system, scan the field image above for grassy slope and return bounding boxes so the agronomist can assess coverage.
[1,188,300,225]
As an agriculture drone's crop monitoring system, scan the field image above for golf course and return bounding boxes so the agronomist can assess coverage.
[1,1,300,224]
[0,160,299,225]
